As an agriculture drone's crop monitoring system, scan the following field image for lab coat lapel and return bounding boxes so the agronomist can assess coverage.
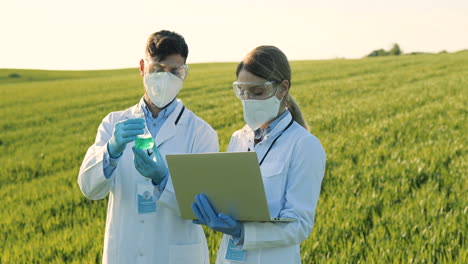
[154,99,184,148]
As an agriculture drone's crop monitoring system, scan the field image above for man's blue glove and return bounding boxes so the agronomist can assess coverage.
[132,144,169,185]
[108,118,145,158]
[191,194,243,239]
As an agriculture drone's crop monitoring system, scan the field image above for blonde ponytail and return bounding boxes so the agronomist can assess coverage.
[286,94,309,130]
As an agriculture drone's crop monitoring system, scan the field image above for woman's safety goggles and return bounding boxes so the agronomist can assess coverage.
[232,81,279,100]
[144,59,189,81]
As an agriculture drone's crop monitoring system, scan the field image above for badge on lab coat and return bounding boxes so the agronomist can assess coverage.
[225,238,245,262]
[137,182,157,214]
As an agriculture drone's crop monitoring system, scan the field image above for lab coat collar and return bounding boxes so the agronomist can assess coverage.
[154,98,186,147]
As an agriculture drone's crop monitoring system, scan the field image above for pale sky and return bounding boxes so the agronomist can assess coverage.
[1,0,467,70]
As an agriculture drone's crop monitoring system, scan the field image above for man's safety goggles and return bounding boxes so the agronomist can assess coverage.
[144,59,189,81]
[232,81,279,100]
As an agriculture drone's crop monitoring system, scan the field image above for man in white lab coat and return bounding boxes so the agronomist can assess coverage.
[78,30,218,264]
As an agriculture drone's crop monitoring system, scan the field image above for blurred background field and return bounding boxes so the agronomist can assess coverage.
[0,51,467,263]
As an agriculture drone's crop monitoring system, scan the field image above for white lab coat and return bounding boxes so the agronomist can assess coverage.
[78,99,218,264]
[216,112,326,264]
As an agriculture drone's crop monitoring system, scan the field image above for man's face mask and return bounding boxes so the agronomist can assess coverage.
[143,59,189,108]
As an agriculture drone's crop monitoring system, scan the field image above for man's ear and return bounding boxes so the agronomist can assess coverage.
[139,59,144,77]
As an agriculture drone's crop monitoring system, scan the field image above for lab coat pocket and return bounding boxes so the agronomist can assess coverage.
[260,162,286,206]
[169,243,204,264]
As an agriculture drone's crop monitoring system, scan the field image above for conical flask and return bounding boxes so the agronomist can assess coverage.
[133,103,155,150]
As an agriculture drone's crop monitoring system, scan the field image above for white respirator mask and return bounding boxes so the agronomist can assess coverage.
[242,93,282,131]
[144,72,183,108]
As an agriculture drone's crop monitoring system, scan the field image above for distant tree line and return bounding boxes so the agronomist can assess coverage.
[368,43,402,57]
[367,44,454,57]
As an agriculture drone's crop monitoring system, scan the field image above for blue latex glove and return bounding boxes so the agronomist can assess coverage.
[132,144,168,184]
[191,194,243,239]
[108,118,145,158]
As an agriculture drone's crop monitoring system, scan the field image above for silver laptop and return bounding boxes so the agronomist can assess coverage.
[166,152,295,222]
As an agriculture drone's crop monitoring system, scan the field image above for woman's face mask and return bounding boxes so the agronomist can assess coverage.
[234,81,283,130]
[242,94,282,131]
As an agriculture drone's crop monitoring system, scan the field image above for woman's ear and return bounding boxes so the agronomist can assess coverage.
[139,59,145,77]
[277,80,290,99]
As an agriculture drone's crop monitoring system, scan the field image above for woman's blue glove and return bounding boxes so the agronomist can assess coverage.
[108,118,145,158]
[191,194,243,239]
[132,145,168,185]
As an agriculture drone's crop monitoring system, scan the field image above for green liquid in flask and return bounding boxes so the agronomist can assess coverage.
[135,136,154,149]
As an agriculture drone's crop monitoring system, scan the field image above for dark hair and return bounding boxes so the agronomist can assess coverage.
[145,30,189,62]
[236,46,308,130]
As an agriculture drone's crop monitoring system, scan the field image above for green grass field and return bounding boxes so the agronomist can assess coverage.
[1,51,467,263]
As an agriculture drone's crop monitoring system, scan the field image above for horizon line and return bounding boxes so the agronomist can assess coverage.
[1,49,466,72]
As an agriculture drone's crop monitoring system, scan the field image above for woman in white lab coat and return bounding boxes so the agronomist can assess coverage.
[192,46,326,264]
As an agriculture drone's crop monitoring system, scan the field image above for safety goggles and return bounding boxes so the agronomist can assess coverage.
[232,81,279,100]
[144,59,189,81]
